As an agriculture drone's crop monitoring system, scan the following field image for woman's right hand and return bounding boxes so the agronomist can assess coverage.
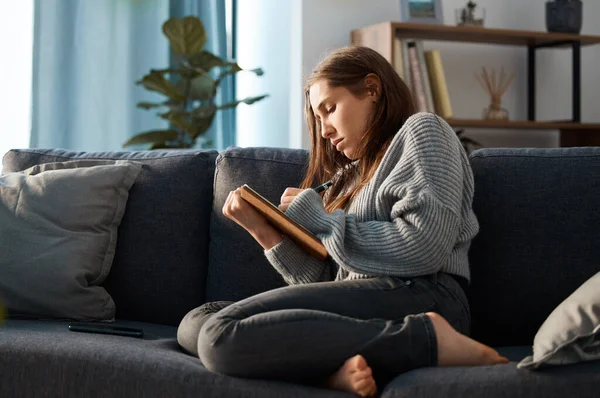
[222,187,284,250]
[279,187,312,212]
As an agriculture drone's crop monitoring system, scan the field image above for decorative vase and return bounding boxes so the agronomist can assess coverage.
[483,95,509,120]
[475,66,514,121]
[546,0,582,34]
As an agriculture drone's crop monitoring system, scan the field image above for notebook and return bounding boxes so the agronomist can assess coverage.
[239,184,328,261]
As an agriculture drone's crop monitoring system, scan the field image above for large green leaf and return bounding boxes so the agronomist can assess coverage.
[191,111,216,139]
[137,71,186,101]
[153,66,200,79]
[149,140,187,149]
[123,129,179,147]
[162,100,186,112]
[191,105,216,119]
[149,142,172,149]
[188,51,242,73]
[160,111,195,133]
[188,74,216,100]
[162,16,206,55]
[217,94,269,110]
[217,67,263,84]
[137,101,166,110]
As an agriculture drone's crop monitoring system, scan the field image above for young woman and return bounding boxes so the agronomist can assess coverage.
[178,45,508,397]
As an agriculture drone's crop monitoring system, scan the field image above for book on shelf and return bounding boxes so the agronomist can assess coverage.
[392,35,409,95]
[424,49,453,119]
[392,36,405,80]
[239,184,329,261]
[391,37,453,119]
[392,34,410,93]
[415,41,435,114]
[407,42,428,113]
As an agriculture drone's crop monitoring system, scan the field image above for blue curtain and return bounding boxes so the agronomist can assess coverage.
[30,0,234,152]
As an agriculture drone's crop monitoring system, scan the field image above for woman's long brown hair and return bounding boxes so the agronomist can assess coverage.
[300,46,416,212]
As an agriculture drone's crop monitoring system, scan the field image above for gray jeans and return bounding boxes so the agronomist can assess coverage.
[181,272,469,383]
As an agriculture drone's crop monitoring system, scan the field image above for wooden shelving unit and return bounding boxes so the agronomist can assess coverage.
[351,22,600,147]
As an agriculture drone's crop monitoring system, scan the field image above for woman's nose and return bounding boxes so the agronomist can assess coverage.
[321,122,334,139]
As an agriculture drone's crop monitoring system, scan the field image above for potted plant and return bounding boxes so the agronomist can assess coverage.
[124,16,267,149]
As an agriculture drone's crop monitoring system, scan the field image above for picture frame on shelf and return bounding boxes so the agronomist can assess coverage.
[400,0,444,24]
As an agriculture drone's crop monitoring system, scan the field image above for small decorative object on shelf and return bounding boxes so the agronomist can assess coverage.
[474,66,515,120]
[400,0,444,24]
[546,0,583,34]
[456,1,485,27]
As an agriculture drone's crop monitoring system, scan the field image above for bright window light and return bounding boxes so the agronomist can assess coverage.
[0,0,34,162]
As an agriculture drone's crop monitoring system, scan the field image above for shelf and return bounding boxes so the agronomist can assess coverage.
[445,120,600,130]
[360,22,600,47]
[350,22,600,146]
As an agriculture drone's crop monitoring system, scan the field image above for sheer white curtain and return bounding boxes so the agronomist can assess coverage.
[0,0,34,164]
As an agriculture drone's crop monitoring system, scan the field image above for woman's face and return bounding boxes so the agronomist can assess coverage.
[309,79,377,160]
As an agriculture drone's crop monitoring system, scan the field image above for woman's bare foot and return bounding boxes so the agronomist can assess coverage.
[325,354,377,397]
[427,312,510,366]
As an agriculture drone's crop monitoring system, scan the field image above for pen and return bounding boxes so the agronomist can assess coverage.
[313,181,333,194]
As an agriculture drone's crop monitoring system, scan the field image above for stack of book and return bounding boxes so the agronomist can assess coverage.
[392,36,453,119]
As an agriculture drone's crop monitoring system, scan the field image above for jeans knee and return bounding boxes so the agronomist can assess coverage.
[197,315,236,374]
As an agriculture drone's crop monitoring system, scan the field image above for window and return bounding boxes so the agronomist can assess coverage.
[0,0,34,161]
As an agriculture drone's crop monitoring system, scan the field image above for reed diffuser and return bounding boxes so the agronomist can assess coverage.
[475,66,515,120]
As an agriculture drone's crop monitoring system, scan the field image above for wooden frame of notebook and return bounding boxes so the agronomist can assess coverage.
[239,185,328,261]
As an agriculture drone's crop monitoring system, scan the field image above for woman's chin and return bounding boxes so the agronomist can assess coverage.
[343,150,356,160]
[336,144,355,160]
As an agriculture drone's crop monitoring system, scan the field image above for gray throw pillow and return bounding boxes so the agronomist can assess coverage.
[518,271,600,369]
[0,159,142,320]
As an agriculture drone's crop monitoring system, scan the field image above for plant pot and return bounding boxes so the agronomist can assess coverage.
[483,97,509,121]
[546,1,582,34]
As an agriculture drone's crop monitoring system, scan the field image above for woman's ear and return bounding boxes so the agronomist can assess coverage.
[364,73,382,102]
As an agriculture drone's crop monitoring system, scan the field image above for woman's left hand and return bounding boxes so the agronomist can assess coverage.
[279,187,311,212]
[223,187,270,233]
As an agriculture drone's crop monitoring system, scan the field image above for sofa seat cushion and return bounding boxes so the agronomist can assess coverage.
[381,345,600,398]
[3,321,599,398]
[0,320,348,398]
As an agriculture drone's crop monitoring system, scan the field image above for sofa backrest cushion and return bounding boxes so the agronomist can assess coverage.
[468,147,600,347]
[206,147,309,301]
[2,148,218,326]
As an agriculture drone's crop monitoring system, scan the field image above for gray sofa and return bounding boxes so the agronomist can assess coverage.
[1,145,599,397]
